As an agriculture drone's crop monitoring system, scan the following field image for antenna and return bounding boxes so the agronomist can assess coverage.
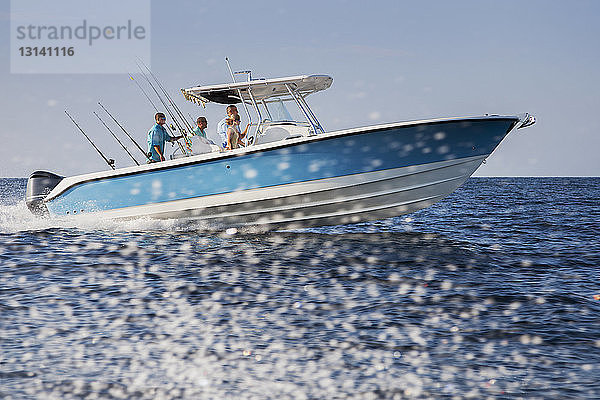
[225,57,236,82]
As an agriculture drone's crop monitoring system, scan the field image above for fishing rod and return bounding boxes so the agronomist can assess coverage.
[187,112,196,126]
[97,102,148,159]
[137,59,194,134]
[134,64,190,156]
[134,67,189,155]
[65,110,115,170]
[136,58,197,139]
[135,61,184,132]
[93,111,140,166]
[128,73,189,155]
[129,74,159,112]
[142,71,195,155]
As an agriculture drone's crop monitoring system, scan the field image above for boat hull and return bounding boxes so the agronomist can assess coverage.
[41,116,518,229]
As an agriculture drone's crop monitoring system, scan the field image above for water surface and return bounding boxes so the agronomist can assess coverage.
[1,177,599,399]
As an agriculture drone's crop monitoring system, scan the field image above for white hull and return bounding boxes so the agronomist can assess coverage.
[77,155,484,230]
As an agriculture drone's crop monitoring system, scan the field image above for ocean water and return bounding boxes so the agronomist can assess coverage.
[1,177,599,399]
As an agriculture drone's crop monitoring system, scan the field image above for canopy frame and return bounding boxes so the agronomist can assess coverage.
[181,74,331,136]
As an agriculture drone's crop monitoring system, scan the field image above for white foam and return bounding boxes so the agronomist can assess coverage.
[0,201,210,234]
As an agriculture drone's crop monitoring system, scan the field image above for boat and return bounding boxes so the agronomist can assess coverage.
[25,68,536,230]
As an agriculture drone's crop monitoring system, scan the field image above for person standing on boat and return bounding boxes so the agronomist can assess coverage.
[147,113,182,162]
[225,115,248,150]
[216,105,239,148]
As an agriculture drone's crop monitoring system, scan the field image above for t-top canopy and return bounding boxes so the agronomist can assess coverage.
[181,74,333,106]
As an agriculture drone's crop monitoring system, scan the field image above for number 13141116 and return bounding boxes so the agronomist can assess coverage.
[19,47,75,56]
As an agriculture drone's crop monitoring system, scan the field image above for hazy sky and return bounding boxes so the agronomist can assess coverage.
[1,0,598,177]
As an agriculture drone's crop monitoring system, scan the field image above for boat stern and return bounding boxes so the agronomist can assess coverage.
[25,170,64,216]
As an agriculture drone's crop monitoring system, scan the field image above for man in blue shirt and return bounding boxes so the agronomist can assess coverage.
[147,113,182,162]
[216,105,239,148]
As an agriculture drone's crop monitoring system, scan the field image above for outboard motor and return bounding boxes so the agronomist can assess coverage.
[25,170,64,215]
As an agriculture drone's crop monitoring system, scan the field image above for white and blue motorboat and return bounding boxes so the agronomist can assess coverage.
[26,70,535,229]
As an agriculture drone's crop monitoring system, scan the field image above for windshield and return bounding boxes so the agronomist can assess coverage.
[265,98,293,122]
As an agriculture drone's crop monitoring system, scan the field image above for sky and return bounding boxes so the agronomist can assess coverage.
[0,0,599,177]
